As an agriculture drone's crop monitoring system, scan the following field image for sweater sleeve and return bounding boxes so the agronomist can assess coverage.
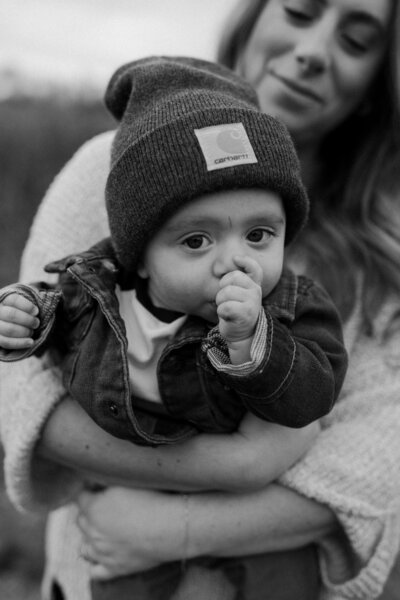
[0,130,115,512]
[280,301,400,599]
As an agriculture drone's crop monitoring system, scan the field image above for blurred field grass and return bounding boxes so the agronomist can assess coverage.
[0,457,45,599]
[0,95,113,598]
[0,95,114,287]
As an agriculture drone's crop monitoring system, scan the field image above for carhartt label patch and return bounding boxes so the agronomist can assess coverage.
[194,123,258,171]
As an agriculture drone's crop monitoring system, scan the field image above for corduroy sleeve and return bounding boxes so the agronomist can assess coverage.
[0,131,114,511]
[280,301,400,599]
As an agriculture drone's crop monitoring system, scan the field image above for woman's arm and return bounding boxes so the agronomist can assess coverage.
[38,397,319,493]
[76,483,337,579]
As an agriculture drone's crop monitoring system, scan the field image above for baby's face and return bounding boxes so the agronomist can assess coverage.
[138,188,286,323]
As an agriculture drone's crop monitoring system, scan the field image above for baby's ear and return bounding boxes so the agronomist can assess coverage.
[137,262,149,279]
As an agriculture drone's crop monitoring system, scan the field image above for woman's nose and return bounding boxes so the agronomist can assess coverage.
[294,20,333,76]
[295,52,327,75]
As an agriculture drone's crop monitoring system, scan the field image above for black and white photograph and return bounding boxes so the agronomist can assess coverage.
[1,1,400,599]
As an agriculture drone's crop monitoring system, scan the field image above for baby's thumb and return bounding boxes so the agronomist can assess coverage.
[233,256,263,285]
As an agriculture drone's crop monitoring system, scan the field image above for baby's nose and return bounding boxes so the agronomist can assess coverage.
[212,245,244,278]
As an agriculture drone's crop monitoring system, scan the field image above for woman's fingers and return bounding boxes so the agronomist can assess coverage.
[79,542,99,564]
[76,489,94,512]
[75,487,180,576]
[88,563,115,580]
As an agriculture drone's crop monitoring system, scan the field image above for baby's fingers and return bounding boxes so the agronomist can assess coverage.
[0,332,35,349]
[0,295,40,349]
[1,293,39,315]
[0,296,39,329]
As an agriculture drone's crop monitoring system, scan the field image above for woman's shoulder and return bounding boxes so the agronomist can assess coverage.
[36,129,117,222]
[75,129,115,156]
[64,129,115,172]
[19,131,117,281]
[43,129,116,203]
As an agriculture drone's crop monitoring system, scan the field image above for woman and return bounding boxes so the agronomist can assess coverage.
[1,0,400,598]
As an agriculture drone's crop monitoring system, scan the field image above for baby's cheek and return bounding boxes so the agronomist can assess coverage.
[261,268,282,297]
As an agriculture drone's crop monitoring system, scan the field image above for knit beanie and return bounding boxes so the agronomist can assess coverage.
[105,56,309,274]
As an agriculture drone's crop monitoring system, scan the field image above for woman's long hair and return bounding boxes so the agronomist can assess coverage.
[218,0,400,334]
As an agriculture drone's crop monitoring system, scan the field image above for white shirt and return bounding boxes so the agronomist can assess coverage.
[116,286,187,403]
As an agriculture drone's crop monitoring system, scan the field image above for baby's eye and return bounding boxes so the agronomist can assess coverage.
[247,228,274,243]
[182,234,209,250]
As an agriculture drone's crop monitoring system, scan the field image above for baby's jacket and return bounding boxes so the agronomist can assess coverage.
[0,238,348,446]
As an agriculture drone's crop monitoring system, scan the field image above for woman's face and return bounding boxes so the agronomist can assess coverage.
[239,0,392,147]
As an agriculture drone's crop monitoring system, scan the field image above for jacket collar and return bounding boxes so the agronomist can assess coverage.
[44,237,118,274]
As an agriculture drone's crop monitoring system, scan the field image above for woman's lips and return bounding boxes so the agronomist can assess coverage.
[270,71,324,105]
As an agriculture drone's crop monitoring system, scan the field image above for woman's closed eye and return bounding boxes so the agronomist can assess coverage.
[340,23,381,56]
[284,8,313,24]
[282,0,317,24]
[342,34,368,54]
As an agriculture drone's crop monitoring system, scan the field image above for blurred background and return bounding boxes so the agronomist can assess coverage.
[0,1,237,597]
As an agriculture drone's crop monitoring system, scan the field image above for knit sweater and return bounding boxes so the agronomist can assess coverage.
[1,131,400,600]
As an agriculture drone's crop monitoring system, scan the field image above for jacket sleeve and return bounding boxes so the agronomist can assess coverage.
[0,130,113,512]
[0,283,62,362]
[204,279,348,427]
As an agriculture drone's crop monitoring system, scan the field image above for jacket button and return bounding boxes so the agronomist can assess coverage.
[108,402,119,416]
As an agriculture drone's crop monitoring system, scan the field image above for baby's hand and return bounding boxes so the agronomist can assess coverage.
[0,293,40,350]
[216,255,262,344]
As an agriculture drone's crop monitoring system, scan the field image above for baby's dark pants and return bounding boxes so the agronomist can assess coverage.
[90,545,319,600]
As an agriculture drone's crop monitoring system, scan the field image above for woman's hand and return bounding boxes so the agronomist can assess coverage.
[76,482,337,581]
[76,487,187,580]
